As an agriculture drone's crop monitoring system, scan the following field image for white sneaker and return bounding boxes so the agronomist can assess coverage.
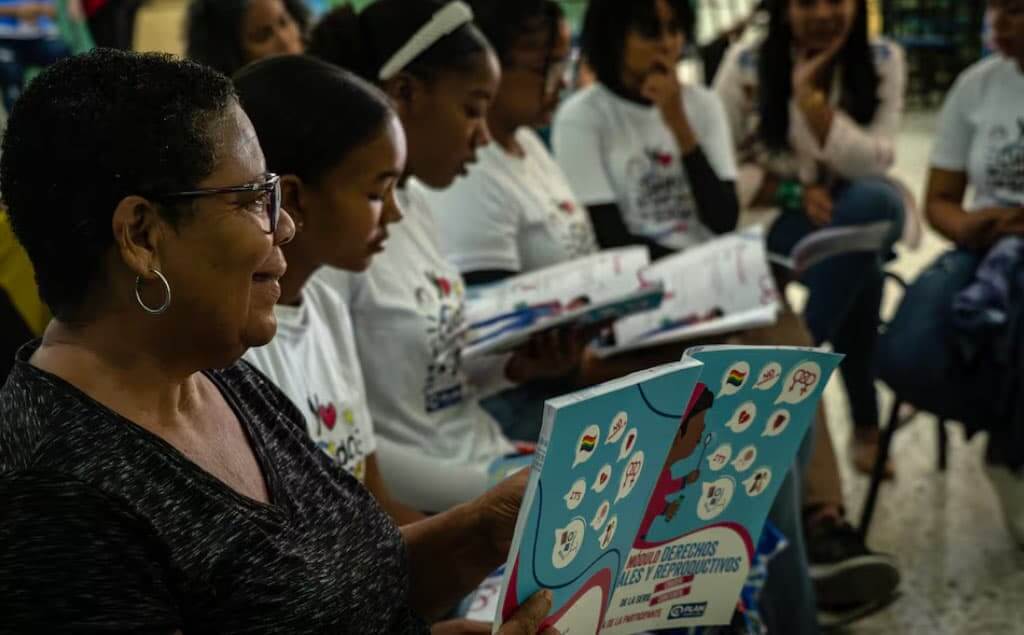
[984,464,1024,548]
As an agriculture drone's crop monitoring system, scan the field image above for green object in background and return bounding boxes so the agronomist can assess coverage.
[55,0,95,55]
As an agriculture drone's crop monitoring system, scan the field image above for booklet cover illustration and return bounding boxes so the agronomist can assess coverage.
[495,346,842,634]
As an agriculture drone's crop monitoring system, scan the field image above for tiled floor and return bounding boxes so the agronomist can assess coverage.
[814,112,1024,634]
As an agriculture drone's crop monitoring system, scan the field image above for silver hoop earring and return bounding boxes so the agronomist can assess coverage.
[135,268,172,315]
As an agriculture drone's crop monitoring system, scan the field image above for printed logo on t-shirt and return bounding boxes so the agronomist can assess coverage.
[307,393,368,481]
[548,198,598,259]
[417,271,468,414]
[624,147,696,238]
[985,119,1024,205]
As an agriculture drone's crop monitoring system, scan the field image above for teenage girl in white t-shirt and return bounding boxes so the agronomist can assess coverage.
[422,0,597,285]
[713,0,907,476]
[552,0,741,259]
[878,0,1024,548]
[234,55,423,525]
[308,0,585,512]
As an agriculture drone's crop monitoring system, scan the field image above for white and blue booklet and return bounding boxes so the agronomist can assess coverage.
[463,247,665,359]
[594,228,781,358]
[493,346,841,634]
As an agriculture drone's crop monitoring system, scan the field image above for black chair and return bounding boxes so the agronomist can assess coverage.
[857,271,950,539]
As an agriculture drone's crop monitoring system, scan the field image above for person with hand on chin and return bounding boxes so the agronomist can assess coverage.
[715,0,907,478]
[307,0,586,514]
[0,48,556,634]
[553,0,740,261]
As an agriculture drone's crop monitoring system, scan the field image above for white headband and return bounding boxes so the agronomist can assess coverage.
[378,1,475,81]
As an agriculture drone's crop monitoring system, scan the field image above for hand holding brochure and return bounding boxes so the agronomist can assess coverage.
[494,346,842,634]
[464,247,665,358]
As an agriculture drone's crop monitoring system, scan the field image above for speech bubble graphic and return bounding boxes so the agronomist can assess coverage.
[725,401,758,434]
[753,362,783,391]
[776,361,822,405]
[719,361,751,397]
[743,467,772,497]
[592,464,613,493]
[573,424,601,468]
[591,500,611,531]
[552,518,586,569]
[697,477,735,521]
[618,428,638,461]
[762,409,791,437]
[707,443,733,472]
[599,515,618,550]
[564,478,586,510]
[607,411,628,445]
[731,445,757,472]
[615,450,645,503]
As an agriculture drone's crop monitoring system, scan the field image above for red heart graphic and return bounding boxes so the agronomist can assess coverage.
[772,414,786,430]
[599,473,608,485]
[657,153,673,167]
[626,436,634,451]
[739,411,751,425]
[558,201,576,214]
[320,404,337,430]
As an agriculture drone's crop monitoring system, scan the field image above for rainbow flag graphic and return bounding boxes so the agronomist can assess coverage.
[580,434,598,452]
[726,369,748,387]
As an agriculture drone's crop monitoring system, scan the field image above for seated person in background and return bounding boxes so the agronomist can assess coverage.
[553,0,740,259]
[420,0,599,441]
[878,0,1024,548]
[237,56,424,525]
[307,0,584,512]
[186,0,306,77]
[0,0,68,110]
[553,0,900,625]
[0,48,552,633]
[713,0,907,476]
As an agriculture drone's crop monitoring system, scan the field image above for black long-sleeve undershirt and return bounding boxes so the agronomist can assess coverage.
[586,145,739,260]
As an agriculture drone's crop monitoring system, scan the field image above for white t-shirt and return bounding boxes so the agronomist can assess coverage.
[552,83,738,252]
[422,127,598,274]
[316,180,515,509]
[244,277,376,482]
[931,55,1024,212]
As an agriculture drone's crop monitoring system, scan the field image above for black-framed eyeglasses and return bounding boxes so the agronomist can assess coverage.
[150,173,282,235]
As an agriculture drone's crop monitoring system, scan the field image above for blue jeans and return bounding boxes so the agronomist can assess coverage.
[875,249,982,421]
[767,178,905,430]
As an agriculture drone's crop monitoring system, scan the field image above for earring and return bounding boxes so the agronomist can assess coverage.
[135,268,172,315]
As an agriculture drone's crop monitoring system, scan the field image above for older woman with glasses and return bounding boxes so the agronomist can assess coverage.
[0,48,553,634]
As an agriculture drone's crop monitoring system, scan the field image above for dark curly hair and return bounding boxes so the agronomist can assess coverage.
[581,0,695,94]
[235,55,395,186]
[467,0,563,63]
[186,0,310,76]
[0,49,237,321]
[758,0,880,150]
[307,0,491,84]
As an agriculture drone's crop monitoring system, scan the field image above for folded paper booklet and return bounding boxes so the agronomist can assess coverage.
[494,346,842,634]
[594,228,781,358]
[464,247,665,359]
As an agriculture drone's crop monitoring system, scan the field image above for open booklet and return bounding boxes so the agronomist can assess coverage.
[463,247,665,359]
[594,228,781,358]
[493,345,842,634]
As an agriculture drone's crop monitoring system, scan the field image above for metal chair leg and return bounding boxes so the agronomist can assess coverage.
[937,418,948,472]
[859,398,902,539]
